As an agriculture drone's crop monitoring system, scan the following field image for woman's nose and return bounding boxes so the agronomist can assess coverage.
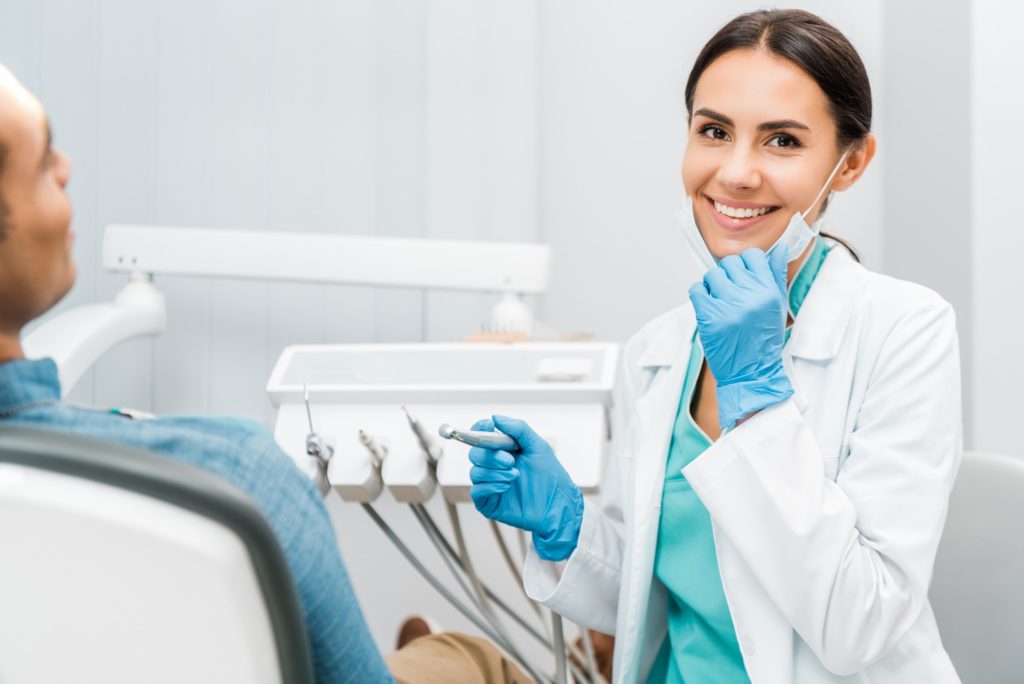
[715,147,761,191]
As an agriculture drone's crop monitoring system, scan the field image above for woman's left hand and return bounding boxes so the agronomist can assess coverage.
[688,246,794,430]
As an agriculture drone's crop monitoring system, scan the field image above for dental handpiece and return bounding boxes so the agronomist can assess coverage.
[403,406,442,465]
[358,430,388,468]
[438,424,520,452]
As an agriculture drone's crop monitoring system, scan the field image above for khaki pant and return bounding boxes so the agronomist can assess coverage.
[385,632,537,684]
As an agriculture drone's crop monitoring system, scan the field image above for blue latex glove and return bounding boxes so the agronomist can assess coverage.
[468,415,584,562]
[687,246,794,430]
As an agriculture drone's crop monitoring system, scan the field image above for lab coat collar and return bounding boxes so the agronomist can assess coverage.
[786,246,864,361]
[637,309,696,369]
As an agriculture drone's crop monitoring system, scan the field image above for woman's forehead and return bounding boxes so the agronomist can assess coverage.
[691,49,831,127]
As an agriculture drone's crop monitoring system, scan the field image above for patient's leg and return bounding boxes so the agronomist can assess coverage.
[385,632,535,684]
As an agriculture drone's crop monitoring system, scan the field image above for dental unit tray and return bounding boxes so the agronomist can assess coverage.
[267,343,619,502]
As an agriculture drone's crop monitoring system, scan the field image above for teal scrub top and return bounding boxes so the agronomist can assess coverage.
[648,238,832,683]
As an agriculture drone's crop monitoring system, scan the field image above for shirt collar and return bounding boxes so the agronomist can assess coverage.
[0,358,62,416]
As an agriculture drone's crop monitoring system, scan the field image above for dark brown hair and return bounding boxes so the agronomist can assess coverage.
[685,9,871,258]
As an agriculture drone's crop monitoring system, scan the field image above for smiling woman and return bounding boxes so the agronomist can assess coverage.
[470,8,964,684]
[681,9,875,272]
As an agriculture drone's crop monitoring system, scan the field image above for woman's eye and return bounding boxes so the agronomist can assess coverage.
[768,134,801,148]
[698,124,729,141]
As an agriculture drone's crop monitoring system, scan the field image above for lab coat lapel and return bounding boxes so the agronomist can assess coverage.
[634,310,695,505]
[786,247,864,361]
[630,306,697,522]
[617,309,694,682]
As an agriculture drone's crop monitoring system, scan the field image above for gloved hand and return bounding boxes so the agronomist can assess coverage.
[687,246,794,430]
[468,415,584,561]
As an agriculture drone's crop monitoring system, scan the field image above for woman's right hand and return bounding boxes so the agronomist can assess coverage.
[468,415,584,561]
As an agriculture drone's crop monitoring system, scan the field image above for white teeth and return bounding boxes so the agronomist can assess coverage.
[714,200,774,219]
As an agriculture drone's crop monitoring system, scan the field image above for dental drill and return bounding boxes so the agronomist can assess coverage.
[358,429,388,469]
[438,424,519,452]
[403,406,442,467]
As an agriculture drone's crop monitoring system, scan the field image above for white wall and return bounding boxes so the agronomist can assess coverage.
[4,0,537,422]
[882,0,973,445]
[971,0,1023,457]
[537,1,886,342]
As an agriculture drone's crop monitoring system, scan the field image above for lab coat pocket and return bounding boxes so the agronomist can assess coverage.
[820,443,850,481]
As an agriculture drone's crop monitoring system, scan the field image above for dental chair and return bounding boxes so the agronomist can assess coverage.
[931,450,1024,684]
[0,425,315,684]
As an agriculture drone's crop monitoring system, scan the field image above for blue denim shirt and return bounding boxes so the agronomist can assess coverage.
[0,358,393,684]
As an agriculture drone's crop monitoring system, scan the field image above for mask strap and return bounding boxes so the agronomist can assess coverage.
[802,147,852,216]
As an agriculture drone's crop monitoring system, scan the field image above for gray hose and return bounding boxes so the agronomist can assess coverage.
[413,503,552,650]
[408,504,550,684]
[551,612,568,684]
[361,503,509,651]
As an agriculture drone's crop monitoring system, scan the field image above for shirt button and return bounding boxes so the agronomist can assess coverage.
[741,636,755,655]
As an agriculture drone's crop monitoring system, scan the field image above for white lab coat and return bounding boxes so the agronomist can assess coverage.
[525,245,963,683]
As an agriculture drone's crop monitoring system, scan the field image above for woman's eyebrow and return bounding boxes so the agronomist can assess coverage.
[693,108,733,126]
[758,119,810,132]
[693,109,810,133]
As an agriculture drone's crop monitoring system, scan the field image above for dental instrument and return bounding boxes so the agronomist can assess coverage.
[303,383,334,496]
[358,430,388,468]
[403,405,441,467]
[439,424,519,452]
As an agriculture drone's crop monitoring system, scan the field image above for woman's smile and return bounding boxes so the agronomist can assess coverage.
[703,194,783,233]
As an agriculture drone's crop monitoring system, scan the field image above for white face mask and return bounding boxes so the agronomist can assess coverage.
[678,148,852,273]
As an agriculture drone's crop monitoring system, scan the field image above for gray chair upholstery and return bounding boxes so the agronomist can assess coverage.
[0,425,315,684]
[931,450,1024,683]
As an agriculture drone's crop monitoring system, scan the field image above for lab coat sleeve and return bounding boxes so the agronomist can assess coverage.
[522,344,642,635]
[682,302,961,676]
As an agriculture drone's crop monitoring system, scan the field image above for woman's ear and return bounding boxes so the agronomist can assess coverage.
[832,133,877,192]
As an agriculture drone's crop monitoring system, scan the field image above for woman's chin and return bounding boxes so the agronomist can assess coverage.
[708,238,755,259]
[706,232,780,259]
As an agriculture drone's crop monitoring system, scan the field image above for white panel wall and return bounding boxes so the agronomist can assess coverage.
[882,0,973,445]
[971,0,1024,457]
[3,0,538,418]
[537,1,886,342]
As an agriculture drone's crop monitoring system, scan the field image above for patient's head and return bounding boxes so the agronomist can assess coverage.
[0,65,75,338]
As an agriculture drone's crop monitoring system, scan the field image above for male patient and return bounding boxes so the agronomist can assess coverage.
[0,65,531,684]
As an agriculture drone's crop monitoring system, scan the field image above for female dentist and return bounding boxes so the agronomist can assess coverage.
[468,9,962,684]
